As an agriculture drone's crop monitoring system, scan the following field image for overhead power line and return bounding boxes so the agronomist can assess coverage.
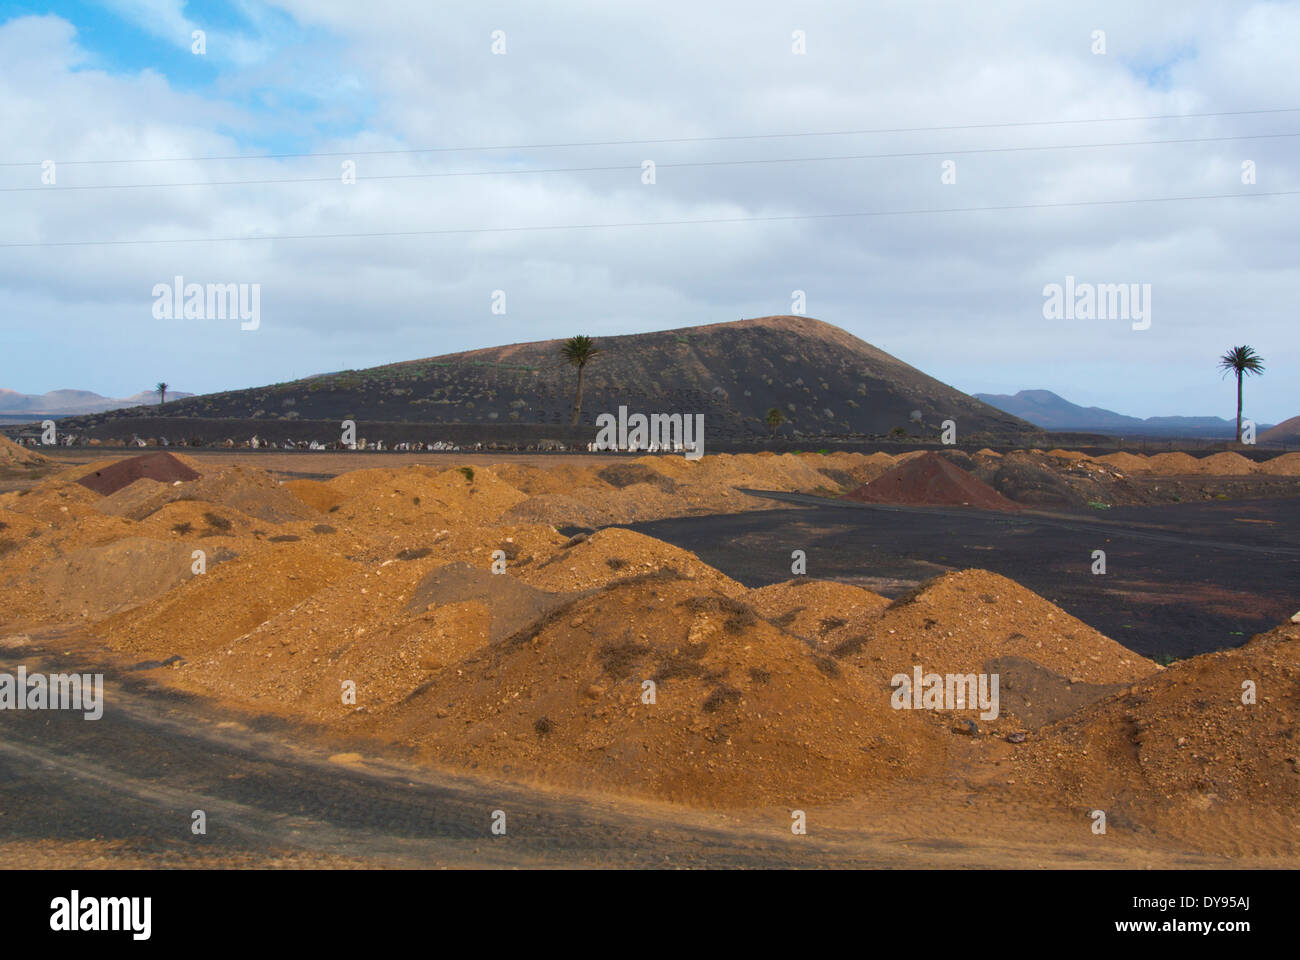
[7,130,1299,194]
[2,106,1298,168]
[1,190,1294,250]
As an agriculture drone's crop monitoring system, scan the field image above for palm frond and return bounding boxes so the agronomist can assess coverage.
[1218,345,1265,377]
[560,335,601,367]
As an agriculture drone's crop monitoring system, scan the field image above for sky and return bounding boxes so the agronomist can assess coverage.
[1,0,1297,421]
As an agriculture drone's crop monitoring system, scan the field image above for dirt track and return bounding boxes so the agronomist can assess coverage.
[0,631,1249,869]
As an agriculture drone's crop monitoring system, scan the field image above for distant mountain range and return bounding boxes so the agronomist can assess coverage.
[974,389,1277,438]
[0,388,195,417]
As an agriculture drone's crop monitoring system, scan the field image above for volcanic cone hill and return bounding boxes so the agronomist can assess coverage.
[62,316,1037,441]
[1261,414,1300,445]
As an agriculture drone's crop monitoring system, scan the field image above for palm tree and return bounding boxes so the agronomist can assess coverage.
[765,407,784,437]
[560,336,601,425]
[1217,346,1265,443]
[156,381,169,407]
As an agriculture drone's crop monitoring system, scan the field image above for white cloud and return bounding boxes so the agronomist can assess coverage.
[0,2,1297,420]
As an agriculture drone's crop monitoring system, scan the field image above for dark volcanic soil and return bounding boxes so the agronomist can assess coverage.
[627,494,1300,661]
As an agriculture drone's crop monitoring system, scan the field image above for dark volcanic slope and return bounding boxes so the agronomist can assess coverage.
[67,316,1035,440]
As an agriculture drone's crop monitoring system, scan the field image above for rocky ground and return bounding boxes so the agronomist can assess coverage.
[1,437,1298,865]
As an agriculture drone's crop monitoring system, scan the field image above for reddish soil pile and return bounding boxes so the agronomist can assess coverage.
[76,451,200,496]
[841,452,1019,511]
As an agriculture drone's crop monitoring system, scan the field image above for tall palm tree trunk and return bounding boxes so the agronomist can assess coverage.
[572,364,587,424]
[1235,372,1243,443]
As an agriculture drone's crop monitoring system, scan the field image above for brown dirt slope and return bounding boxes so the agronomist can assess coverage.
[96,541,358,657]
[1014,618,1300,856]
[0,435,49,467]
[37,538,216,621]
[867,570,1156,685]
[750,578,889,653]
[1257,452,1300,476]
[385,572,953,806]
[405,561,577,643]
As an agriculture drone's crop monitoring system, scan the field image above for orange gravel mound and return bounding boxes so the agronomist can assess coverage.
[89,465,316,524]
[93,477,177,519]
[1195,452,1259,475]
[325,465,530,528]
[489,462,607,496]
[1144,452,1202,474]
[0,435,49,467]
[384,573,953,806]
[1046,449,1089,460]
[1015,619,1300,855]
[131,498,265,539]
[31,538,209,622]
[4,444,1298,858]
[170,562,512,719]
[750,578,889,652]
[1096,452,1150,473]
[1257,452,1300,476]
[283,478,346,513]
[1025,619,1298,799]
[867,570,1156,685]
[499,492,603,528]
[517,527,747,597]
[96,541,359,657]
